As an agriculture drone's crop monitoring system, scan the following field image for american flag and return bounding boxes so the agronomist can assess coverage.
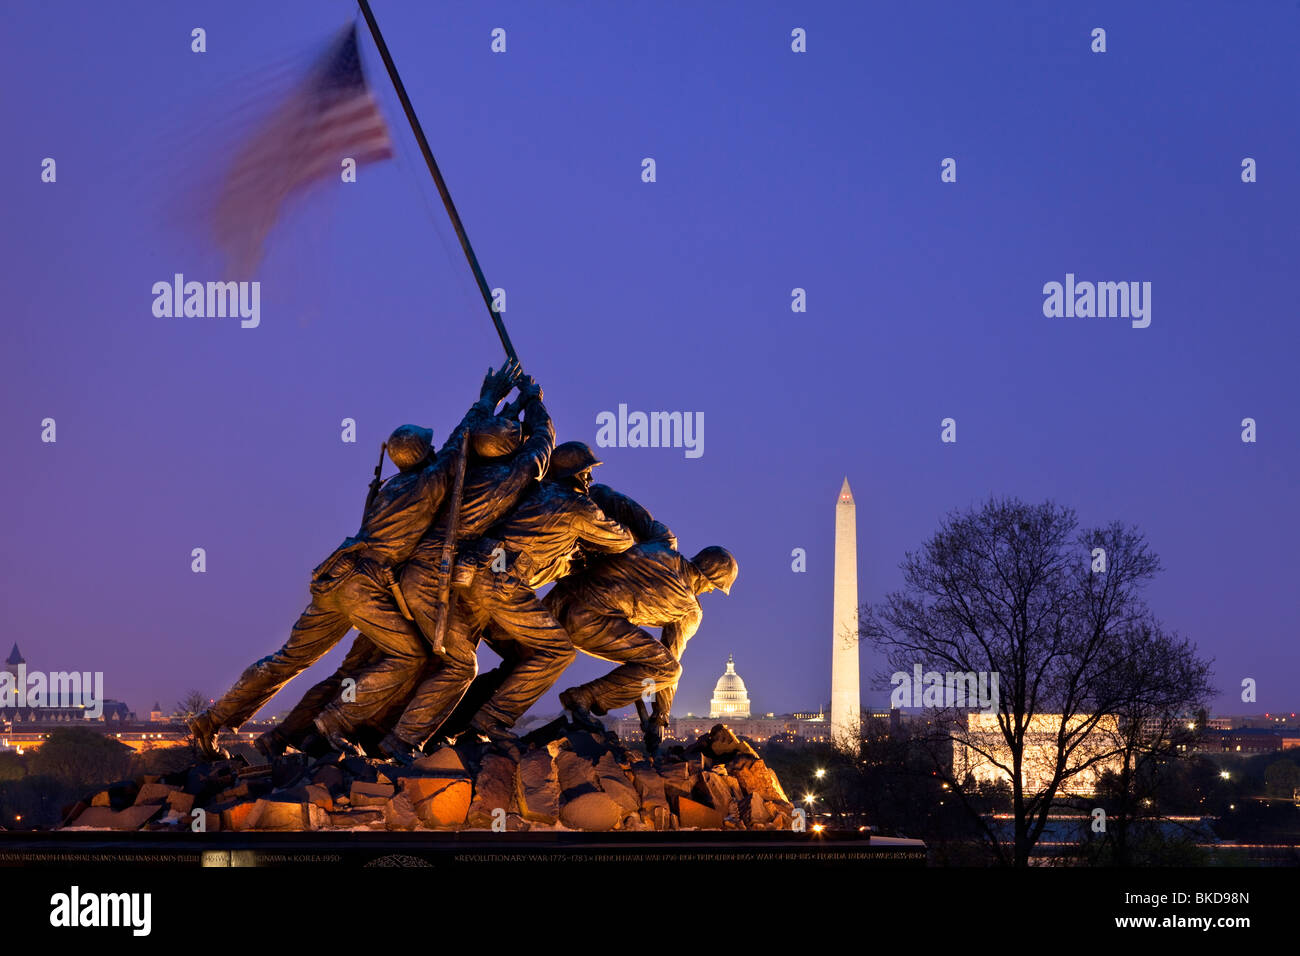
[213,24,394,275]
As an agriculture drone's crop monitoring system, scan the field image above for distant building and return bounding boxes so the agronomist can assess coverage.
[954,713,1122,796]
[1195,713,1300,753]
[1,721,279,756]
[0,643,133,727]
[1192,728,1298,754]
[1206,713,1299,730]
[709,655,750,719]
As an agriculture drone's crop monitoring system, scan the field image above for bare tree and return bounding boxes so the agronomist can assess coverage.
[1089,624,1214,864]
[862,498,1212,867]
[177,689,208,718]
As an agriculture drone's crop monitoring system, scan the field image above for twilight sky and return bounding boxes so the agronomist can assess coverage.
[1,1,1296,721]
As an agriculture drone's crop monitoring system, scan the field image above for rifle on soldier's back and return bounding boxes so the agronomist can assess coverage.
[427,428,470,655]
[363,441,388,521]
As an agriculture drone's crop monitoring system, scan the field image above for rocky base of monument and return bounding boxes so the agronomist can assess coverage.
[62,722,795,833]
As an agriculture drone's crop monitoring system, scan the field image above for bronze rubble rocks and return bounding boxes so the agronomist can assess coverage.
[64,723,793,833]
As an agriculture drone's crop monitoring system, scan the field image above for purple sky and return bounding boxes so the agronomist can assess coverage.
[2,2,1297,721]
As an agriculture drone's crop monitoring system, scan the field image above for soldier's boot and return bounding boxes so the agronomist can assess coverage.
[643,721,664,756]
[297,731,334,760]
[187,711,225,761]
[642,708,668,756]
[467,714,519,746]
[559,687,605,734]
[313,711,362,758]
[377,732,421,765]
[254,728,290,761]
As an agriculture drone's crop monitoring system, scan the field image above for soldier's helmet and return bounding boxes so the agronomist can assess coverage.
[691,546,738,595]
[547,441,603,479]
[473,417,523,459]
[387,425,434,472]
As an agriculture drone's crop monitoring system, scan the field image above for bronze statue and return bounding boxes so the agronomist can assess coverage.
[187,363,520,759]
[549,486,738,752]
[425,441,637,744]
[258,387,549,759]
[188,378,739,763]
[375,378,554,758]
[253,634,411,758]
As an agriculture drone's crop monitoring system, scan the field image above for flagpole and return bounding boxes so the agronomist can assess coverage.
[356,0,519,365]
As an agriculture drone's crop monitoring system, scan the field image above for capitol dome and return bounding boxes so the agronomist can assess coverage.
[709,654,751,719]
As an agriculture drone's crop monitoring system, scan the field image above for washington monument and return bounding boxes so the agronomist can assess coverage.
[831,477,861,749]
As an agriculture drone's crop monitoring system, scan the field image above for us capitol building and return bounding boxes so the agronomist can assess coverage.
[613,654,846,746]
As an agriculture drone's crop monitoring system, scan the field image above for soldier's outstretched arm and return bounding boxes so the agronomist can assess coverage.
[574,499,637,555]
[418,362,521,502]
[497,370,539,421]
[588,483,676,548]
[449,361,520,455]
[494,382,555,503]
[478,359,521,415]
[660,604,701,663]
[653,603,702,721]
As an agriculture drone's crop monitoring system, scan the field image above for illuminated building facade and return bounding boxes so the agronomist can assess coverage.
[709,655,750,719]
[953,713,1122,795]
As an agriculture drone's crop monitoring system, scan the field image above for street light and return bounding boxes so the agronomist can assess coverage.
[1219,770,1230,780]
[814,768,826,779]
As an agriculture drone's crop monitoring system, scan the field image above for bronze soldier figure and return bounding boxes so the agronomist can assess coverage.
[426,481,674,744]
[254,379,553,761]
[254,635,386,758]
[395,441,637,746]
[367,378,555,759]
[187,363,520,758]
[637,545,737,750]
[553,536,737,752]
[377,390,559,764]
[541,484,737,751]
[428,486,657,729]
[256,398,548,758]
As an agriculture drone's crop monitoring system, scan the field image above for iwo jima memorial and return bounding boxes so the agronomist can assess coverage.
[47,4,923,868]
